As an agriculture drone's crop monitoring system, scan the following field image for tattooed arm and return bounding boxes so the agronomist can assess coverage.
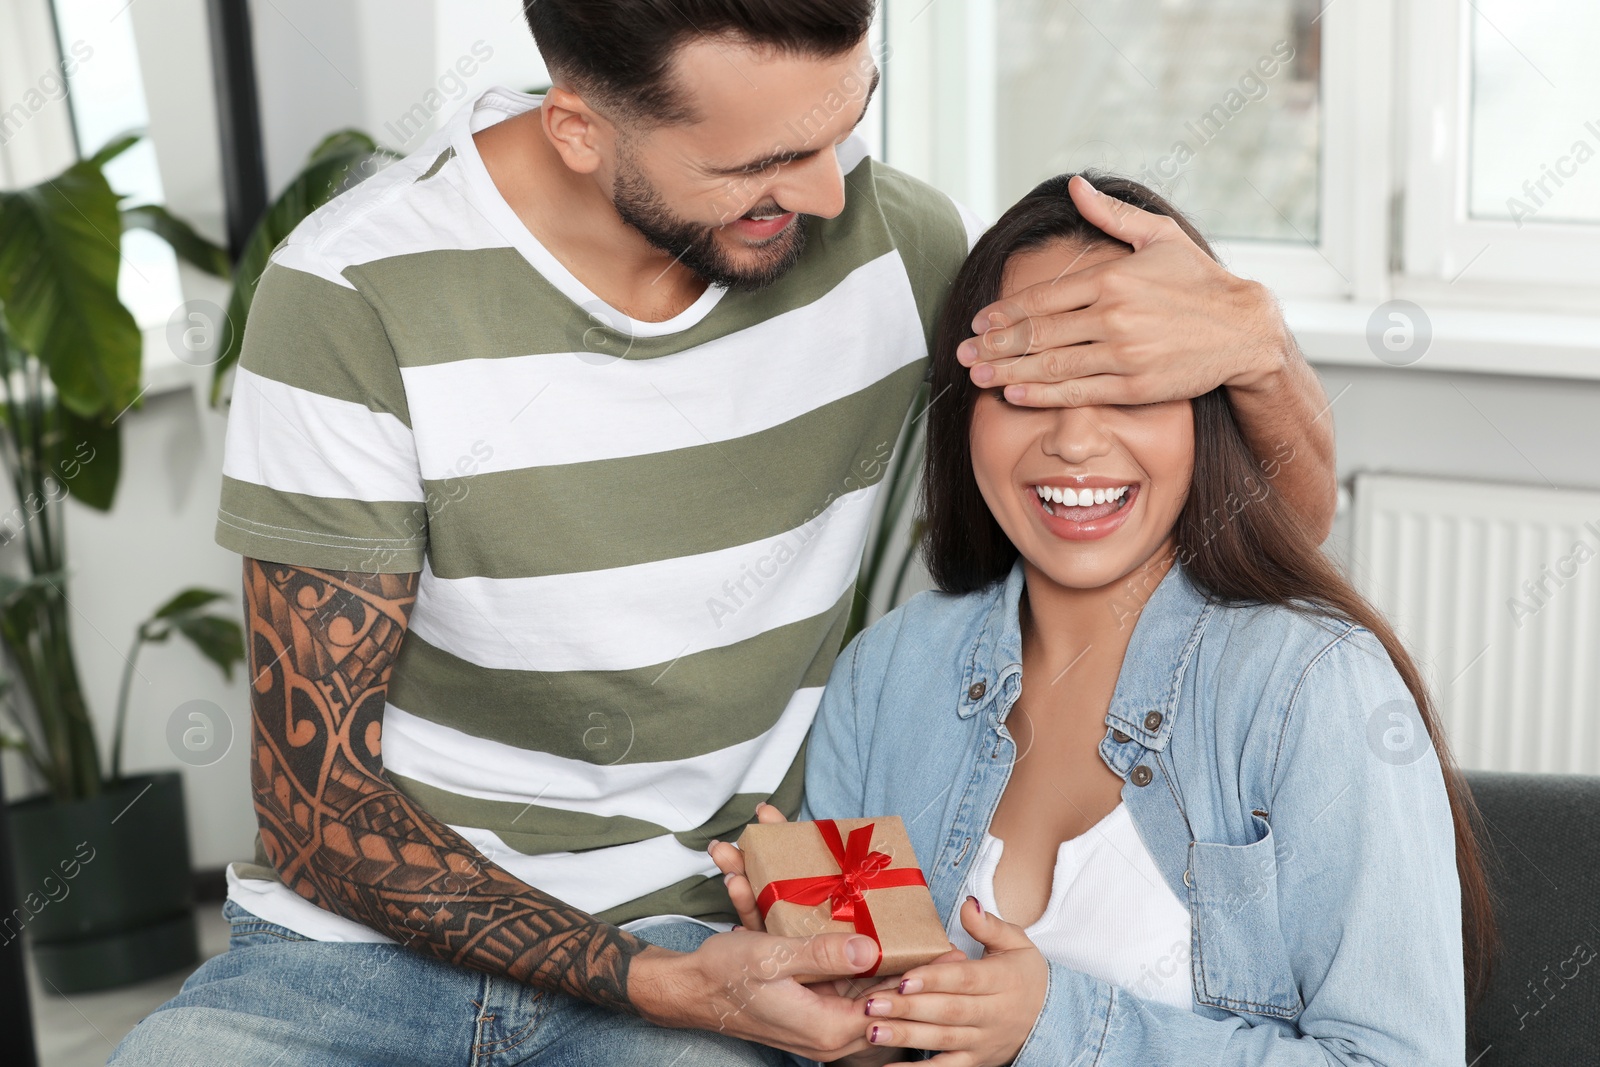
[244,558,648,1007]
[244,558,879,1057]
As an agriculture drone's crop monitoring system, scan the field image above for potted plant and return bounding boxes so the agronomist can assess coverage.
[0,584,242,993]
[0,130,257,993]
[0,125,397,993]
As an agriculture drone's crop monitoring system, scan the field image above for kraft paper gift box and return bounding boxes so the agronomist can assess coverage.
[739,815,950,982]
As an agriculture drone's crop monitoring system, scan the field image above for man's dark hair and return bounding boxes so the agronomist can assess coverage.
[523,0,875,124]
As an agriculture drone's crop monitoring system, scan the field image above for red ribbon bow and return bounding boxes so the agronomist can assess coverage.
[753,820,928,977]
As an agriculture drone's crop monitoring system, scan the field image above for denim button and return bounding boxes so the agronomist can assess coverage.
[1130,765,1153,786]
[968,681,987,701]
[1111,729,1131,743]
[1144,711,1163,731]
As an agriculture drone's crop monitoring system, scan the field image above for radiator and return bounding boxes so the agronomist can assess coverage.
[1347,473,1600,775]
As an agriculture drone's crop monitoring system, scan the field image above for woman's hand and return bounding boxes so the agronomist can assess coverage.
[832,1045,916,1065]
[858,896,1048,1067]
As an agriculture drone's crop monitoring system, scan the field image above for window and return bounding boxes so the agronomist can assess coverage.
[1405,0,1600,292]
[884,0,1368,299]
[50,0,184,330]
[989,0,1321,244]
[1467,4,1600,226]
[887,0,1600,315]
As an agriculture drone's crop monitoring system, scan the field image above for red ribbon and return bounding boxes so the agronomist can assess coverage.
[753,820,927,977]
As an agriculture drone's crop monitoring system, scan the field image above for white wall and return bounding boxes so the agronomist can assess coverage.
[1320,367,1600,491]
[253,0,549,191]
[128,0,228,245]
[59,383,248,870]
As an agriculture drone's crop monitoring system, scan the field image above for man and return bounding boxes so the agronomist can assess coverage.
[112,1,1334,1063]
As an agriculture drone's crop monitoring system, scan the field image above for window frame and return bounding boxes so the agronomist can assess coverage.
[0,0,78,188]
[47,0,189,332]
[1214,0,1392,305]
[1401,0,1600,295]
[884,0,1600,367]
[883,0,1381,302]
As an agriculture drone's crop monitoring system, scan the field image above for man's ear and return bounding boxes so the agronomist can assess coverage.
[539,85,610,175]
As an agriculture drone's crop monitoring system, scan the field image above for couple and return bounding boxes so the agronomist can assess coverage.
[110,1,1486,1065]
[706,173,1491,1065]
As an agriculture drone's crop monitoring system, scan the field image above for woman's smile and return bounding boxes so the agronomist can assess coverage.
[1026,479,1140,541]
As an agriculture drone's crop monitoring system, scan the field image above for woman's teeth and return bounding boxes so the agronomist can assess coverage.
[1034,484,1131,516]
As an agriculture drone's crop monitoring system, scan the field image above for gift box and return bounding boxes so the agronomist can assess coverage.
[740,816,951,982]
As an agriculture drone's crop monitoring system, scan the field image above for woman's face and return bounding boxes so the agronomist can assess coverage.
[968,239,1195,593]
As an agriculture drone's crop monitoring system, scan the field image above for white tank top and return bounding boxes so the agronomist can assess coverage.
[949,802,1196,1011]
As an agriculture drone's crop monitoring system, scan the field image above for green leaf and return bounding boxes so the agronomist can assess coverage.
[152,587,226,619]
[210,135,395,405]
[0,569,65,607]
[0,731,42,780]
[308,129,381,163]
[123,203,230,277]
[88,130,143,169]
[0,149,142,418]
[137,620,172,642]
[170,614,245,682]
[57,405,122,511]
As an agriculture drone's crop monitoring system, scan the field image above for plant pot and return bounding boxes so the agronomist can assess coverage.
[6,770,198,993]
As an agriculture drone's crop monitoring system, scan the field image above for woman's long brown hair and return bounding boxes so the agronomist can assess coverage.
[920,171,1496,1010]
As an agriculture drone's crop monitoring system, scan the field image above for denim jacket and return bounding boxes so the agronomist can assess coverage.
[800,559,1464,1065]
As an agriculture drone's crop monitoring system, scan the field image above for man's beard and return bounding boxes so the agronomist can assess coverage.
[611,146,807,293]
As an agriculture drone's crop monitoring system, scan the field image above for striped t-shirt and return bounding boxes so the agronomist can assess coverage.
[216,87,977,942]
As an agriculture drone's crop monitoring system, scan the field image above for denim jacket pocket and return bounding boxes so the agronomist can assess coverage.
[1187,819,1303,1020]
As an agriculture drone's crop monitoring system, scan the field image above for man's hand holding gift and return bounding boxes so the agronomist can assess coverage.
[711,805,1049,1067]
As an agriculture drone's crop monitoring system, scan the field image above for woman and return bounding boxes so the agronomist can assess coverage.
[711,173,1494,1066]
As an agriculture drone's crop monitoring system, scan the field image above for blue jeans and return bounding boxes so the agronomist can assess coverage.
[108,900,795,1067]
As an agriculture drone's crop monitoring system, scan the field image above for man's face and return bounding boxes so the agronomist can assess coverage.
[602,37,879,291]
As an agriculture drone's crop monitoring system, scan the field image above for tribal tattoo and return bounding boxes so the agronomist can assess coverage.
[244,559,648,1012]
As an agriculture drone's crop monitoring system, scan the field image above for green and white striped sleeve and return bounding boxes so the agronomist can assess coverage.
[215,254,426,574]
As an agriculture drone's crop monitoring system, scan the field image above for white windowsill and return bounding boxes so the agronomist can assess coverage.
[1286,299,1600,381]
